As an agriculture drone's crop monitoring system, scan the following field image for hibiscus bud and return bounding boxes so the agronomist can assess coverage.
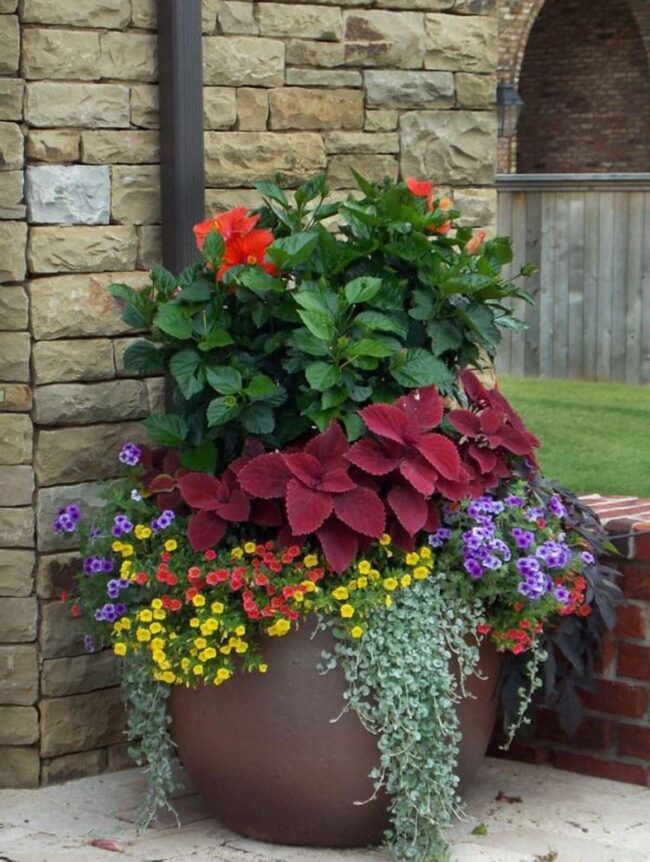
[465,230,487,255]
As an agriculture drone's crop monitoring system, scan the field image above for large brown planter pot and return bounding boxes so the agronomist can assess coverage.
[168,620,499,849]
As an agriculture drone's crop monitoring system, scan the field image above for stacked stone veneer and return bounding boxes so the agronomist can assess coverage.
[0,0,498,787]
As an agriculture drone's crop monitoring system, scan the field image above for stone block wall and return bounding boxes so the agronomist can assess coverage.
[0,0,498,787]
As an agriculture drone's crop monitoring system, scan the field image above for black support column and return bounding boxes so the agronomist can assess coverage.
[157,0,205,275]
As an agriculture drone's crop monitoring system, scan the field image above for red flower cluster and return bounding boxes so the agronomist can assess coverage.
[193,206,276,282]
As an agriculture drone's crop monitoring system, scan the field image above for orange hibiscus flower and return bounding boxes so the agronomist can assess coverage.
[405,177,434,211]
[193,207,260,250]
[217,229,277,282]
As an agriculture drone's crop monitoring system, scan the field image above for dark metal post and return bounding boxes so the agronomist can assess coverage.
[157,0,205,275]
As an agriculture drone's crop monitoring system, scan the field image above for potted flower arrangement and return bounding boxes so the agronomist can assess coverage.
[56,174,620,862]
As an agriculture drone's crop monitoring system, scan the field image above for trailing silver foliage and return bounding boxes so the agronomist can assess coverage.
[121,650,181,829]
[330,575,485,862]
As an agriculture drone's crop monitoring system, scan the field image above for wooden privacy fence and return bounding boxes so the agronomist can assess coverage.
[496,174,650,384]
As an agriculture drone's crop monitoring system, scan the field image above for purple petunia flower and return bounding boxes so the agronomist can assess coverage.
[119,442,142,467]
[525,507,545,523]
[151,509,175,532]
[464,558,483,579]
[536,540,571,569]
[581,550,595,565]
[547,495,567,518]
[511,527,535,551]
[131,489,143,502]
[53,504,82,534]
[428,527,452,548]
[553,585,570,604]
[517,556,541,577]
[111,513,134,538]
[505,495,524,508]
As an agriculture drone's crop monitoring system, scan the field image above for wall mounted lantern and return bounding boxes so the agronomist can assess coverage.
[497,84,524,137]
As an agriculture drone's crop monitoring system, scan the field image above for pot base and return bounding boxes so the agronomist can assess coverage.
[168,622,498,848]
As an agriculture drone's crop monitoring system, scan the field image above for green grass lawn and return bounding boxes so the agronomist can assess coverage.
[498,376,650,497]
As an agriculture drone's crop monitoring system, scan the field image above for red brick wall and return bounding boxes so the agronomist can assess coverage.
[497,0,650,173]
[491,516,650,787]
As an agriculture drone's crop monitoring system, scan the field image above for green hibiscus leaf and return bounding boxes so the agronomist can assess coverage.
[143,413,188,446]
[206,395,240,427]
[205,365,243,395]
[290,327,330,357]
[391,348,454,387]
[123,340,165,375]
[344,276,382,306]
[297,309,335,342]
[154,304,193,340]
[241,403,275,434]
[169,348,205,399]
[305,361,341,392]
[267,232,319,269]
[355,310,408,339]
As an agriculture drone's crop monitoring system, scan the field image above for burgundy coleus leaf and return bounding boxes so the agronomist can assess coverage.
[316,517,359,573]
[177,473,224,510]
[436,474,472,502]
[250,499,284,527]
[480,408,503,435]
[215,487,250,522]
[399,454,438,496]
[416,433,462,481]
[394,387,444,431]
[285,480,333,535]
[467,443,498,473]
[346,438,401,476]
[229,436,266,474]
[388,519,416,553]
[424,501,441,532]
[305,421,349,469]
[448,409,482,437]
[492,426,536,456]
[282,452,355,493]
[333,486,385,538]
[361,403,419,445]
[187,510,227,551]
[156,489,183,510]
[238,452,291,499]
[148,473,177,493]
[387,485,427,536]
[460,370,490,406]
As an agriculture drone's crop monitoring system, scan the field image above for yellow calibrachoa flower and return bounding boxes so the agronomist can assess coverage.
[301,580,316,593]
[385,595,393,608]
[268,618,291,636]
[215,668,232,683]
[379,533,391,546]
[192,664,204,676]
[332,586,349,601]
[138,609,153,623]
[112,541,123,553]
[400,574,412,588]
[231,547,244,559]
[369,568,381,581]
[113,642,127,656]
[419,546,433,561]
[211,601,224,614]
[189,617,200,628]
[235,625,246,637]
[162,671,175,684]
[152,649,166,664]
[258,663,268,674]
[350,626,364,639]
[383,577,398,591]
[153,608,166,620]
[357,560,371,575]
[357,576,368,589]
[164,539,177,552]
[149,622,162,634]
[181,658,191,671]
[120,560,132,577]
[413,566,429,580]
[121,617,131,630]
[340,603,355,618]
[151,598,163,609]
[194,637,207,650]
[120,544,134,558]
[405,552,420,566]
[192,594,206,607]
[136,627,151,642]
[134,524,151,540]
[244,541,256,554]
[150,637,165,651]
[303,554,318,568]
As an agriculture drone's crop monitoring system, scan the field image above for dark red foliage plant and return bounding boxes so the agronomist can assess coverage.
[174,380,540,572]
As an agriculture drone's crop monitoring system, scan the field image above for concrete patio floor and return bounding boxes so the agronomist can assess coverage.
[0,759,648,862]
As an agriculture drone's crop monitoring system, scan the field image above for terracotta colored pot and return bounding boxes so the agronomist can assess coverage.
[168,620,499,849]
